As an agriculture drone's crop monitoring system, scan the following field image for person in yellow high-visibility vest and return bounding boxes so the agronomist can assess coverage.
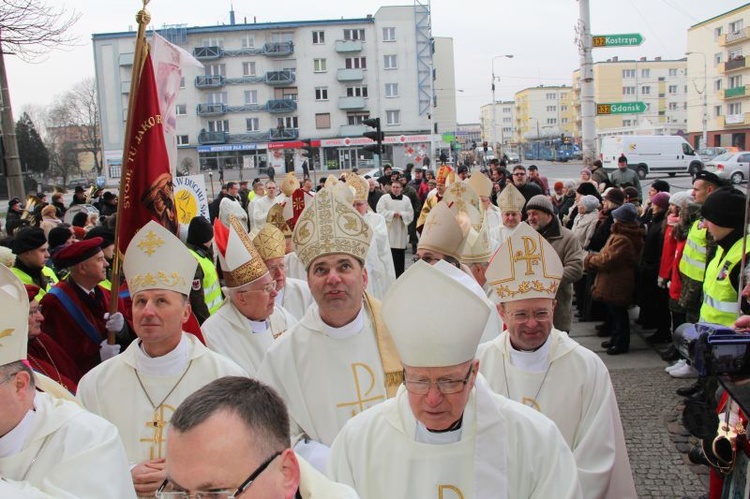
[186,216,222,323]
[85,227,116,291]
[10,227,58,301]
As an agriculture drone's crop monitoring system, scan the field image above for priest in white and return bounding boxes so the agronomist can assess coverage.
[248,180,285,233]
[496,183,525,244]
[468,170,502,251]
[328,260,581,499]
[376,178,414,277]
[479,223,637,499]
[257,187,403,471]
[77,221,246,498]
[253,222,313,321]
[0,264,136,498]
[202,217,297,376]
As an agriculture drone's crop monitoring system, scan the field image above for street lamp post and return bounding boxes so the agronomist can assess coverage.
[686,51,708,148]
[492,54,514,156]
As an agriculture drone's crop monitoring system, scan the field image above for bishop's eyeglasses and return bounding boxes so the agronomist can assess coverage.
[403,365,473,395]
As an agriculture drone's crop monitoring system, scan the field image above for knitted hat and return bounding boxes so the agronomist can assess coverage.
[612,203,638,223]
[48,226,74,249]
[525,194,554,215]
[576,182,600,199]
[604,189,625,206]
[553,181,564,190]
[187,216,214,246]
[580,168,592,177]
[580,195,600,213]
[12,228,47,255]
[669,191,694,208]
[650,191,671,210]
[701,187,747,228]
[651,180,670,193]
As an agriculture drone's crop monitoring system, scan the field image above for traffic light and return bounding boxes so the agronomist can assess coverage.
[362,117,384,155]
[483,141,488,153]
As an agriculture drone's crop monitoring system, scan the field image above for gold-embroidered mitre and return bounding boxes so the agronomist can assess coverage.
[444,180,483,231]
[124,220,198,296]
[467,169,493,198]
[417,201,470,261]
[346,173,369,203]
[292,187,372,270]
[461,213,493,264]
[0,265,28,366]
[383,260,490,367]
[217,216,269,289]
[266,204,293,238]
[281,173,300,197]
[253,224,286,261]
[485,222,563,302]
[496,183,526,213]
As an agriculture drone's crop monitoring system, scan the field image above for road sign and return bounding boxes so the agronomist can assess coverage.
[592,33,644,48]
[596,102,647,115]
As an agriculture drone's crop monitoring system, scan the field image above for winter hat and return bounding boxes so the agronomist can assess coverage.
[525,195,554,215]
[651,180,670,193]
[669,191,694,208]
[48,226,74,249]
[650,192,671,210]
[580,168,592,177]
[564,180,576,191]
[604,188,625,206]
[11,228,47,255]
[71,212,89,228]
[553,181,564,190]
[580,195,600,213]
[576,182,601,199]
[612,203,638,223]
[187,216,214,246]
[622,186,640,201]
[701,187,747,229]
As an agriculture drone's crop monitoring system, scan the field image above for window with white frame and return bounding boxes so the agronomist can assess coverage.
[546,105,557,112]
[315,87,328,101]
[382,27,396,42]
[246,117,260,132]
[277,116,298,129]
[641,68,650,78]
[715,79,723,91]
[343,29,365,41]
[312,31,325,44]
[202,37,223,47]
[715,53,723,65]
[244,90,258,105]
[384,55,397,69]
[730,19,744,34]
[176,135,189,146]
[561,118,568,124]
[730,48,744,60]
[545,93,556,100]
[668,102,678,110]
[347,112,370,125]
[669,68,678,77]
[385,83,398,97]
[346,86,368,97]
[715,26,723,39]
[241,35,254,49]
[313,58,327,73]
[386,110,400,125]
[729,75,743,88]
[623,86,636,95]
[179,77,185,89]
[175,104,187,116]
[729,102,742,115]
[668,85,678,94]
[205,64,225,76]
[207,92,227,104]
[622,119,632,127]
[561,105,568,111]
[560,92,567,99]
[715,105,722,117]
[242,62,256,77]
[622,69,635,78]
[546,118,557,125]
[345,57,367,69]
[208,120,229,132]
[641,86,651,95]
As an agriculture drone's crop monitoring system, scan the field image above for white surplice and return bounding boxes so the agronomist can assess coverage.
[248,194,285,232]
[0,391,136,498]
[362,210,396,301]
[376,194,414,250]
[202,300,298,375]
[477,329,637,499]
[328,377,581,499]
[76,333,247,464]
[256,303,388,447]
[285,252,308,282]
[485,204,503,252]
[297,456,360,499]
[276,277,314,321]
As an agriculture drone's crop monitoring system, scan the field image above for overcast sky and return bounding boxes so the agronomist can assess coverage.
[5,0,743,124]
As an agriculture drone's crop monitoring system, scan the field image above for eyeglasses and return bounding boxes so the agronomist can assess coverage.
[513,173,526,177]
[155,451,283,499]
[505,309,552,324]
[240,281,278,295]
[403,365,473,395]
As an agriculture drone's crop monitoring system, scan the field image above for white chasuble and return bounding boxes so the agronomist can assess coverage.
[285,252,308,282]
[485,205,502,252]
[203,300,297,375]
[362,211,396,301]
[257,303,388,447]
[477,329,636,499]
[77,333,247,464]
[328,377,581,499]
[278,277,314,321]
[376,194,415,249]
[0,392,136,498]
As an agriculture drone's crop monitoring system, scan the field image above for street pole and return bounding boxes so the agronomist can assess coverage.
[0,43,25,199]
[492,55,513,157]
[686,52,709,148]
[578,0,596,167]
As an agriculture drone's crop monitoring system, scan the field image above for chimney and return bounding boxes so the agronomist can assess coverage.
[640,56,646,61]
[655,56,661,61]
[612,56,618,62]
[229,3,235,25]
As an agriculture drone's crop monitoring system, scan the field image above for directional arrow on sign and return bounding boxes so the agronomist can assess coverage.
[596,102,647,115]
[592,33,645,48]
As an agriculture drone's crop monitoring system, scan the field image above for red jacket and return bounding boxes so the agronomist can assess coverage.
[658,225,686,301]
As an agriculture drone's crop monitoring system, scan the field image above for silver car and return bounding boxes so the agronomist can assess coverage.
[706,151,750,184]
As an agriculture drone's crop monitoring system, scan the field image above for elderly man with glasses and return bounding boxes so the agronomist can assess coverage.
[478,223,637,498]
[329,260,581,498]
[202,217,298,376]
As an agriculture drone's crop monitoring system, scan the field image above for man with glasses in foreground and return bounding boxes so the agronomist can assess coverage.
[158,376,358,498]
[511,164,542,205]
[202,217,297,376]
[329,260,580,498]
[0,264,136,497]
[478,223,636,498]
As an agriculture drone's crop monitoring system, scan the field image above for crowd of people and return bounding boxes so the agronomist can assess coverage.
[5,151,740,498]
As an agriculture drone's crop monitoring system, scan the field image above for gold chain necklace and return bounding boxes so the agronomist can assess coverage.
[29,338,65,389]
[133,359,194,411]
[501,354,553,409]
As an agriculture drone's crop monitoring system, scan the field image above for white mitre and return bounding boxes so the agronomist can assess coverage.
[461,213,493,264]
[444,181,482,231]
[467,169,493,199]
[496,183,526,213]
[0,264,28,366]
[485,222,563,303]
[123,220,198,296]
[382,260,490,367]
[417,202,470,261]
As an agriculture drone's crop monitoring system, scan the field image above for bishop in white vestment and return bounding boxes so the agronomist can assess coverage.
[248,182,285,231]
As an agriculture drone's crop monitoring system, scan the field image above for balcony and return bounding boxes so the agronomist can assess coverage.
[723,56,748,72]
[722,28,749,46]
[268,127,299,141]
[339,124,367,136]
[337,68,364,81]
[227,132,267,144]
[725,86,747,99]
[195,75,225,88]
[335,39,363,53]
[196,103,228,116]
[193,46,224,60]
[265,70,295,86]
[198,131,228,145]
[338,96,366,110]
[119,52,134,66]
[266,99,297,113]
[262,41,294,57]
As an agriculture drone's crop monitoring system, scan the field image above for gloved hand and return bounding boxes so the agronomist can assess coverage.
[99,340,121,361]
[104,312,124,333]
[657,277,668,289]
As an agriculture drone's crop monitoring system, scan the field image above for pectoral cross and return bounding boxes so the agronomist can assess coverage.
[521,397,542,411]
[336,363,385,417]
[139,404,174,459]
[514,236,541,275]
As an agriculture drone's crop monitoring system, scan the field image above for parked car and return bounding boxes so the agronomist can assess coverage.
[697,147,729,163]
[706,151,750,184]
[505,151,521,163]
[600,135,703,179]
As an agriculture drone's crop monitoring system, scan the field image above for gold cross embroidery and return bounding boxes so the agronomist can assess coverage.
[336,363,385,417]
[138,230,165,256]
[514,236,541,275]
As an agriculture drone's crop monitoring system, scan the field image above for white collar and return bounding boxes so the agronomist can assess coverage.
[508,334,552,372]
[414,420,462,445]
[135,334,189,376]
[319,306,365,339]
[75,282,96,296]
[0,407,36,458]
[247,318,270,334]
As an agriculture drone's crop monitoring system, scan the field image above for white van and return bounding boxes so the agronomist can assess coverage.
[600,135,703,179]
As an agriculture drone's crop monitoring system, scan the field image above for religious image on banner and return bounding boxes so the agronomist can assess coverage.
[243,155,255,170]
[269,148,285,172]
[293,148,308,173]
[173,175,210,225]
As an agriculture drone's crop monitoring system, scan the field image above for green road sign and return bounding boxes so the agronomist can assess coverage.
[592,33,644,48]
[596,102,647,115]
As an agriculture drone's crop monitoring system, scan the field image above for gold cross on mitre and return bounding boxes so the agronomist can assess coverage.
[137,230,165,256]
[513,236,541,275]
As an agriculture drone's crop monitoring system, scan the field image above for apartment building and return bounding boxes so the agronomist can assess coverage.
[93,5,455,182]
[479,101,515,147]
[513,86,575,144]
[687,3,750,149]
